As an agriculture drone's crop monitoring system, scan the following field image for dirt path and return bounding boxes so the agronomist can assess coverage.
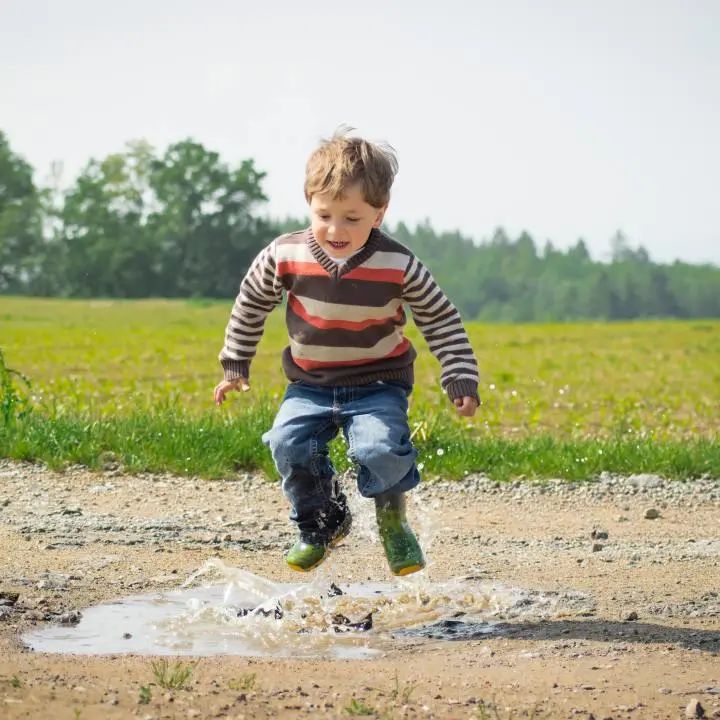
[1,459,719,720]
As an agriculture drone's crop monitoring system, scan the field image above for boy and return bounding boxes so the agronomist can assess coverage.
[214,129,479,576]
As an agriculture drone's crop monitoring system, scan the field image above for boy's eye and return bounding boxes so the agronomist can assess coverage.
[346,218,360,223]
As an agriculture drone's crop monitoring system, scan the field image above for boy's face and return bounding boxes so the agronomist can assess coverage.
[309,184,387,257]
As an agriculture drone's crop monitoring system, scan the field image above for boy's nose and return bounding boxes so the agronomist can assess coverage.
[327,225,343,240]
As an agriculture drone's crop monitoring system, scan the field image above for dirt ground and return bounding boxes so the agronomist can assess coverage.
[1,459,719,720]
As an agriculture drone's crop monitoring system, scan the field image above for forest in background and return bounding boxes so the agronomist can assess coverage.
[1,130,718,322]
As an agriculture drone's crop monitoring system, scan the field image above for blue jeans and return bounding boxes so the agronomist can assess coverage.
[262,381,420,537]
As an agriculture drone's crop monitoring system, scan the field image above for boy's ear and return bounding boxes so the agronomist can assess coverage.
[373,205,388,228]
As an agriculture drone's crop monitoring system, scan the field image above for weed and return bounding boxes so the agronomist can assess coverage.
[0,349,32,425]
[138,685,152,704]
[475,699,547,719]
[345,697,377,716]
[228,672,257,691]
[390,672,417,705]
[10,675,22,688]
[73,710,82,720]
[150,659,196,690]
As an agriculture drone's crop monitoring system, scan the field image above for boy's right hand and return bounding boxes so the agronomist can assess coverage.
[214,378,250,406]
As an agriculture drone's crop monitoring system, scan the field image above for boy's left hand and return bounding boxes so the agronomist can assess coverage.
[453,396,478,417]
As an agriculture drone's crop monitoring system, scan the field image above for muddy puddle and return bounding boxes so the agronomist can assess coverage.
[24,558,594,659]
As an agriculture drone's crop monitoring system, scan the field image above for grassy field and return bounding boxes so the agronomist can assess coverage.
[1,297,718,480]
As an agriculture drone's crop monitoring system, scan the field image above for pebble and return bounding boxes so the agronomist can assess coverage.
[624,611,639,621]
[644,508,660,520]
[59,611,82,625]
[591,543,604,552]
[685,699,705,718]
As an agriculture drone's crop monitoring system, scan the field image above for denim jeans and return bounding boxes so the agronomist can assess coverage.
[261,381,420,537]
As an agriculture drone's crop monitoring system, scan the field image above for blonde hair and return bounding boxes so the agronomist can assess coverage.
[304,126,398,208]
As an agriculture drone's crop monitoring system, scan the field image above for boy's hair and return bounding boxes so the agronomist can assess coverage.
[304,127,398,208]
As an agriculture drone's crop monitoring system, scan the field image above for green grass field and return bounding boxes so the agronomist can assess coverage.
[1,297,718,480]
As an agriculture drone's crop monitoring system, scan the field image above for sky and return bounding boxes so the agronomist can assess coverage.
[1,0,719,264]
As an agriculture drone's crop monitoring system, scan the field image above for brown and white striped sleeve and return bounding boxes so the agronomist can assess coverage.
[401,254,480,402]
[219,241,284,381]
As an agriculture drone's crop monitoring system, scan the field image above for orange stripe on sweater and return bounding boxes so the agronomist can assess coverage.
[289,295,402,331]
[291,338,410,370]
[277,260,329,277]
[341,266,404,284]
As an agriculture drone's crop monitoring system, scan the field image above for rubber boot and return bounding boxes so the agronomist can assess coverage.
[285,511,352,572]
[375,492,425,576]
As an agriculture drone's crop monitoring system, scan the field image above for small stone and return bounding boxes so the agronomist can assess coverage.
[187,710,201,718]
[625,611,639,621]
[592,543,604,552]
[685,698,705,718]
[123,632,132,639]
[59,611,82,625]
[658,687,672,694]
[591,529,609,540]
[0,591,19,606]
[106,694,119,705]
[644,508,660,520]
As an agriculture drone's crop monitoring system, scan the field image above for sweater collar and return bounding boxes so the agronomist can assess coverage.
[306,227,381,277]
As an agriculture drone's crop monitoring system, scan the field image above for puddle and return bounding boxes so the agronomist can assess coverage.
[23,559,594,659]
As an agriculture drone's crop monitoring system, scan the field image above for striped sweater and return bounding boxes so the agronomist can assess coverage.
[219,228,479,402]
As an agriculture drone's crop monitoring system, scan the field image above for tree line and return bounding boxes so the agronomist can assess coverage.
[1,130,718,321]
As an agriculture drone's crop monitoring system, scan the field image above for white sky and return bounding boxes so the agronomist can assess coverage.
[1,0,719,263]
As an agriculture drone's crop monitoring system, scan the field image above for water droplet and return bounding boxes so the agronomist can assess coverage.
[436,448,445,456]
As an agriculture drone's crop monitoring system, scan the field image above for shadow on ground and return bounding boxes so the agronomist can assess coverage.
[404,618,720,653]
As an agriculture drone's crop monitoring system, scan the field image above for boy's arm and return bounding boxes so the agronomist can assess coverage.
[219,241,284,382]
[401,254,480,404]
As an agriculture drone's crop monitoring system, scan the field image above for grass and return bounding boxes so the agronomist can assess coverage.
[1,297,719,480]
[345,697,378,716]
[228,673,257,691]
[149,659,196,690]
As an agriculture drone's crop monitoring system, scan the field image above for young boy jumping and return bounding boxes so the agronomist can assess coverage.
[214,129,479,576]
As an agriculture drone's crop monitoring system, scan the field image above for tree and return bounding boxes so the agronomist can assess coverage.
[56,140,159,296]
[149,139,270,297]
[0,131,43,292]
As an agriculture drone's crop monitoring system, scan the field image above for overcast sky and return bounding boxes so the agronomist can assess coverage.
[1,0,718,263]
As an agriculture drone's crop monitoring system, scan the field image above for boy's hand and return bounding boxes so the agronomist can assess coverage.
[453,396,478,417]
[214,378,250,406]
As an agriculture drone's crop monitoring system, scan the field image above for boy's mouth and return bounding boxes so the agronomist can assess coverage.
[327,241,350,250]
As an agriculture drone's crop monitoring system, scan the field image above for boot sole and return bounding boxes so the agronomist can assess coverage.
[286,559,324,572]
[392,562,426,576]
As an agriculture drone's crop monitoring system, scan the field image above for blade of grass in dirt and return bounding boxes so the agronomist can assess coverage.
[2,405,718,481]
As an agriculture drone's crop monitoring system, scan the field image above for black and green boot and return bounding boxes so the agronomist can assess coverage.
[375,492,425,576]
[285,511,352,572]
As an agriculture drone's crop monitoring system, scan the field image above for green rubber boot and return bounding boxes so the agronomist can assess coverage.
[375,492,425,576]
[285,538,327,572]
[285,512,352,572]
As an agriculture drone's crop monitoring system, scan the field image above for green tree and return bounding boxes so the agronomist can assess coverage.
[0,131,43,292]
[55,140,159,297]
[149,139,270,297]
